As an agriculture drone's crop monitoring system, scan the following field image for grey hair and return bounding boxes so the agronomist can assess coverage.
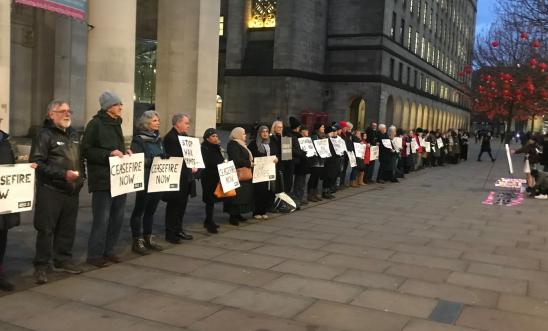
[137,110,160,131]
[378,124,387,130]
[171,113,190,126]
[271,120,283,133]
[46,99,70,115]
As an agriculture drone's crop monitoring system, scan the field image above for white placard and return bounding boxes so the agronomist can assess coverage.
[448,137,454,145]
[281,137,293,161]
[381,139,393,150]
[410,139,418,153]
[353,143,365,159]
[505,144,514,175]
[423,141,431,153]
[406,144,411,155]
[330,137,346,156]
[217,161,240,192]
[347,151,357,168]
[298,137,317,157]
[252,156,277,183]
[314,139,331,158]
[0,164,35,214]
[178,136,205,168]
[109,153,145,197]
[436,138,444,148]
[369,146,379,160]
[393,137,403,151]
[147,157,184,193]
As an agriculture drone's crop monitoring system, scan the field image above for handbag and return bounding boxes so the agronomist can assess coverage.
[236,167,252,181]
[214,182,236,198]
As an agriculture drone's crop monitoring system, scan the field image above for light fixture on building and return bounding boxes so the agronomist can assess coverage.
[248,0,277,28]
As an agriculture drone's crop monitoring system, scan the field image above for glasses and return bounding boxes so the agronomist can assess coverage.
[52,109,73,115]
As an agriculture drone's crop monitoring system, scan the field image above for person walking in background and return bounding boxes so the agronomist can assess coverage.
[248,126,277,219]
[82,92,130,268]
[163,113,197,244]
[200,128,224,233]
[128,111,164,255]
[225,127,254,225]
[477,131,496,162]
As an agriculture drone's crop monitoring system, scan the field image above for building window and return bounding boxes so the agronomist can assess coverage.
[423,2,427,25]
[249,0,277,28]
[407,66,411,85]
[390,58,395,79]
[400,19,405,44]
[410,0,414,14]
[399,62,404,82]
[421,37,425,58]
[219,16,225,36]
[391,12,397,39]
[414,32,420,53]
[407,26,413,50]
[414,70,418,88]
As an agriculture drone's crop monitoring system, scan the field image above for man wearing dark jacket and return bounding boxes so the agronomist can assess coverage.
[163,113,197,243]
[30,100,85,284]
[82,91,130,268]
[288,117,308,206]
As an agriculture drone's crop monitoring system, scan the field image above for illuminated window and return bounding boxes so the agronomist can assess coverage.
[249,0,277,28]
[407,26,413,50]
[219,16,224,36]
[414,31,420,54]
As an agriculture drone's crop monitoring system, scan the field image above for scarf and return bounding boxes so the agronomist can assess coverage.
[229,127,253,162]
[256,125,270,155]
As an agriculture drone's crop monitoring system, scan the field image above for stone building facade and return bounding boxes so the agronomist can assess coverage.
[220,0,476,130]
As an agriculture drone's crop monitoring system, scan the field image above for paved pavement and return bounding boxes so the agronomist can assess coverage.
[0,141,547,331]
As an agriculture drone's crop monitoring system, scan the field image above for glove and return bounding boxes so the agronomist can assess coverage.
[160,153,170,160]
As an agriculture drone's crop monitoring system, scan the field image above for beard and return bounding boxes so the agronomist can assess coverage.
[59,119,71,129]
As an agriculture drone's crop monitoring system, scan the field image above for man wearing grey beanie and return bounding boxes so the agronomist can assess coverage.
[81,91,131,268]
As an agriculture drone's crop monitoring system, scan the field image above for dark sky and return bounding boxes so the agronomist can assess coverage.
[476,0,497,35]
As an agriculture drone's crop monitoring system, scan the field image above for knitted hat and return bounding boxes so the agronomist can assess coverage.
[203,128,217,140]
[289,116,301,130]
[325,125,336,134]
[314,122,324,131]
[339,121,348,128]
[99,91,122,110]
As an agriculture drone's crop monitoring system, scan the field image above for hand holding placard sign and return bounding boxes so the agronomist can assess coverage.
[393,137,403,151]
[436,138,444,148]
[330,137,346,156]
[147,157,184,193]
[0,164,35,214]
[381,139,394,150]
[347,151,357,168]
[423,141,431,152]
[178,136,205,168]
[218,161,240,192]
[353,143,365,159]
[253,156,277,183]
[109,153,145,197]
[281,137,293,161]
[314,139,331,158]
[298,137,317,157]
[369,146,379,160]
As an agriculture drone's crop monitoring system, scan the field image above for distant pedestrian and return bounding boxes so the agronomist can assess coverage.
[477,131,495,162]
[30,100,85,283]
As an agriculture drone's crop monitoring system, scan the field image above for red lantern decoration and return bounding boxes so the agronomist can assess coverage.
[520,32,529,40]
[540,90,548,100]
[531,40,541,49]
[491,40,500,48]
[539,63,546,73]
[529,58,538,68]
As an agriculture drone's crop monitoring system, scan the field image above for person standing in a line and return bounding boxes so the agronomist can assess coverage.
[128,111,165,255]
[82,91,130,268]
[200,128,224,233]
[30,100,85,283]
[163,113,197,243]
[248,126,277,219]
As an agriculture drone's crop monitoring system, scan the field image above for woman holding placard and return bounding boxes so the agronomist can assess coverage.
[307,123,325,201]
[200,128,224,233]
[224,127,254,225]
[248,126,276,219]
[129,111,164,255]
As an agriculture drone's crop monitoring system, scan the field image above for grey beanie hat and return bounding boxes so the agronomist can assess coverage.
[99,91,122,110]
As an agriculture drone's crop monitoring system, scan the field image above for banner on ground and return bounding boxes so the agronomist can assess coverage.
[314,139,331,158]
[15,0,87,21]
[353,143,365,159]
[109,153,145,197]
[253,156,277,183]
[0,164,35,214]
[347,151,357,168]
[369,146,379,160]
[217,161,240,193]
[281,137,293,161]
[147,157,184,193]
[298,137,317,157]
[178,136,205,168]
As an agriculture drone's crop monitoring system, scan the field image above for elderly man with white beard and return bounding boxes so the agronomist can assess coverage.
[29,100,85,284]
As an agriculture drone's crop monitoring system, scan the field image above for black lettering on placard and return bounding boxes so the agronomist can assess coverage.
[156,175,170,184]
[134,183,143,189]
[18,201,31,208]
[0,189,8,199]
[119,174,135,186]
[169,184,178,189]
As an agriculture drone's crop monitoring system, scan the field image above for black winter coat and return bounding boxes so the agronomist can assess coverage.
[163,128,196,199]
[226,140,253,207]
[0,130,20,230]
[30,119,85,195]
[81,110,125,192]
[201,141,224,204]
[289,131,309,175]
[378,133,395,168]
[323,137,341,180]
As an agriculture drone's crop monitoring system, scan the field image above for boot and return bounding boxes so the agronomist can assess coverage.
[350,180,359,188]
[307,190,320,202]
[132,237,150,255]
[144,235,163,251]
[358,172,366,186]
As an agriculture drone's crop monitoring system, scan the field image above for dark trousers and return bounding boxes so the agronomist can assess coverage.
[165,185,190,239]
[253,182,273,215]
[365,161,376,182]
[461,145,468,160]
[130,190,161,238]
[88,191,127,259]
[292,174,306,202]
[307,167,322,192]
[205,203,214,223]
[0,228,7,267]
[477,149,494,161]
[34,185,79,267]
[280,160,294,193]
[339,155,349,186]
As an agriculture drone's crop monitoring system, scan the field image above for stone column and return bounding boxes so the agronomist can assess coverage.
[0,0,10,132]
[86,0,136,136]
[155,0,221,136]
